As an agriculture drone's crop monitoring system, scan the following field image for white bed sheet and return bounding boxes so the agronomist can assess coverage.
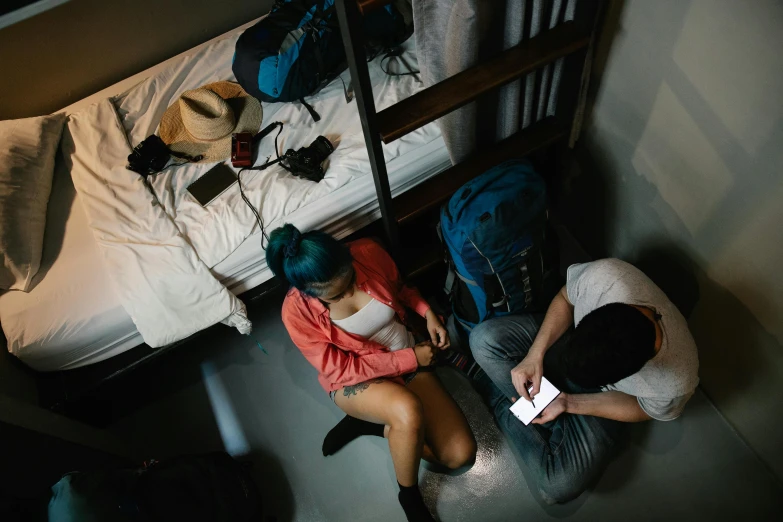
[0,159,142,370]
[114,29,441,271]
[0,137,448,372]
[0,23,450,371]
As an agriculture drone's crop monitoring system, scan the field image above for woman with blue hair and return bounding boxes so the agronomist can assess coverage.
[267,224,476,522]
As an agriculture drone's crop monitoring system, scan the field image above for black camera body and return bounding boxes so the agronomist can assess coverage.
[127,135,172,177]
[282,136,335,182]
[127,135,202,177]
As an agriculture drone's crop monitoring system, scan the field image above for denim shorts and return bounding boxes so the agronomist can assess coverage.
[329,369,427,402]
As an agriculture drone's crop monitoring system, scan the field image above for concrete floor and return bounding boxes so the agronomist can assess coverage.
[108,290,783,522]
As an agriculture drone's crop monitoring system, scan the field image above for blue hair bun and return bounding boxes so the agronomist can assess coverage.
[284,229,302,258]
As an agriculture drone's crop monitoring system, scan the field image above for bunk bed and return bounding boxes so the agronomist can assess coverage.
[5,18,448,412]
[20,1,605,416]
[335,0,604,275]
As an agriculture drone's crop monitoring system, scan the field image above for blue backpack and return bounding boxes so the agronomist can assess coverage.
[440,160,557,331]
[233,0,408,121]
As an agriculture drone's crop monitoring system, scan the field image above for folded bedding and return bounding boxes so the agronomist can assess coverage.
[62,99,253,348]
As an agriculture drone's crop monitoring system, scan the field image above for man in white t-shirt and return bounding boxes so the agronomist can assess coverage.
[469,258,699,504]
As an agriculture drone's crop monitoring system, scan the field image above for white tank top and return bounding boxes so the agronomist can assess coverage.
[332,298,415,351]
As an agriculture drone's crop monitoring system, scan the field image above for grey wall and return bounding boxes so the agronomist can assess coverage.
[0,0,274,119]
[561,0,783,481]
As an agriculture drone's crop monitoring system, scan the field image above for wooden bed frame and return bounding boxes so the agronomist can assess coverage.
[335,0,605,273]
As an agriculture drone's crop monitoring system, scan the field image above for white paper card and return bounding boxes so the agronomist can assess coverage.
[509,376,561,425]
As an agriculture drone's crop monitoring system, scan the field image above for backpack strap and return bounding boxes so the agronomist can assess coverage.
[518,258,534,307]
[456,271,478,286]
[299,97,322,122]
[481,271,508,311]
[313,0,340,29]
[380,47,420,79]
[444,269,456,295]
[436,222,457,295]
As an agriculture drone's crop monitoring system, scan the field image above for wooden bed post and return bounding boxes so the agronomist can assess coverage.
[335,0,400,252]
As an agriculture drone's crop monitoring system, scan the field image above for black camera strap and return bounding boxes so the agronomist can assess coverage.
[235,122,334,248]
[253,121,285,147]
[381,47,420,79]
[250,122,286,171]
[236,121,285,249]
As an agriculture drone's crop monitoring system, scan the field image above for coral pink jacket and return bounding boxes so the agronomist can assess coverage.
[281,239,431,393]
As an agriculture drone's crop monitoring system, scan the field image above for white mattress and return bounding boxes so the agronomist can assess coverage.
[0,22,449,371]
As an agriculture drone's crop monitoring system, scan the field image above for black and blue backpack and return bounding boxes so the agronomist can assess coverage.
[47,453,263,522]
[440,160,558,332]
[233,0,409,121]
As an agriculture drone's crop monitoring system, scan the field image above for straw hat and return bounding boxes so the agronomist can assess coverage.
[159,81,263,162]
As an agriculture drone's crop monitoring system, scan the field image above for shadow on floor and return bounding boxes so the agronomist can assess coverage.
[246,449,296,522]
[102,283,783,522]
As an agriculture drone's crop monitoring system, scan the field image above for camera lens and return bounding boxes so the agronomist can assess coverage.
[309,136,334,161]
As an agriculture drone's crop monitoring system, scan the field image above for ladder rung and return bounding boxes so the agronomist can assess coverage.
[377,22,591,144]
[356,0,391,14]
[394,117,566,226]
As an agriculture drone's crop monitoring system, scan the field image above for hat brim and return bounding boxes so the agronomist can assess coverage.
[159,82,263,162]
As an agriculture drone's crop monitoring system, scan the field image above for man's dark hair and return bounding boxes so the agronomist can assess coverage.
[562,303,657,389]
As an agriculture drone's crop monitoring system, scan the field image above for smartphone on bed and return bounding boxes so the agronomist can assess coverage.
[187,163,237,206]
[509,376,561,426]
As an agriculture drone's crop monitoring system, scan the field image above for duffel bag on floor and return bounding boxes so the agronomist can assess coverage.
[48,452,263,522]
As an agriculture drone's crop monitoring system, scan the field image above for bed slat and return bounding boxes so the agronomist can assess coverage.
[376,21,591,144]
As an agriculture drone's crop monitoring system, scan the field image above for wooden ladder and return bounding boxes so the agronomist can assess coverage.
[335,0,603,276]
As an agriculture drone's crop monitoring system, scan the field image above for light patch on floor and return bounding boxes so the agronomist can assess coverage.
[201,360,251,457]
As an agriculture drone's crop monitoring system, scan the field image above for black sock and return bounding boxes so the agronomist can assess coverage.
[398,482,435,522]
[440,350,486,381]
[322,415,384,456]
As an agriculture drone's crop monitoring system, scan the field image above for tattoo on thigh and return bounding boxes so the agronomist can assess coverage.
[343,379,384,398]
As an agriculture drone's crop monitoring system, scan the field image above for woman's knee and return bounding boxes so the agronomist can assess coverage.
[438,434,478,470]
[388,392,424,431]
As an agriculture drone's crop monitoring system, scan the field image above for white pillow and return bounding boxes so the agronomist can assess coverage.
[0,113,67,291]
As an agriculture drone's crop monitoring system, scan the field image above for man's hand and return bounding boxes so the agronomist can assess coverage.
[511,353,544,402]
[425,309,450,349]
[531,393,569,425]
[414,340,439,367]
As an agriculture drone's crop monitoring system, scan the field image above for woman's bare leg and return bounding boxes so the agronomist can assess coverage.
[334,379,424,486]
[380,424,437,464]
[406,371,477,470]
